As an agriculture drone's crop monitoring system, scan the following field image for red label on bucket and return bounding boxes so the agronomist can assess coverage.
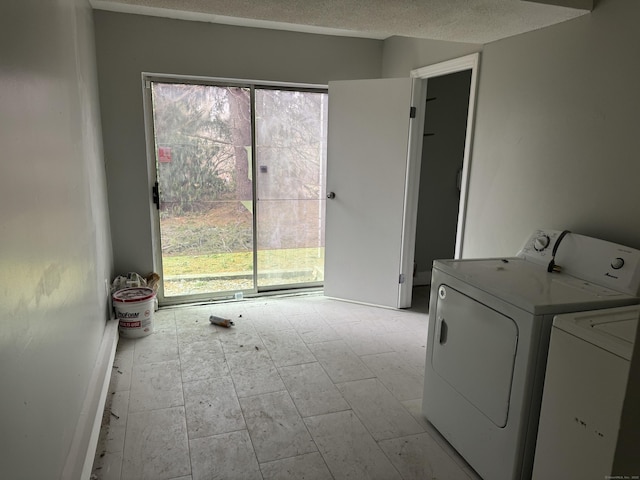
[120,321,141,328]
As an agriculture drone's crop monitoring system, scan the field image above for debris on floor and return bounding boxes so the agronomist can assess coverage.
[111,272,146,292]
[145,272,160,291]
[209,315,235,328]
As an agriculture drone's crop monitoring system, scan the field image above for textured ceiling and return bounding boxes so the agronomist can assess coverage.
[90,0,590,44]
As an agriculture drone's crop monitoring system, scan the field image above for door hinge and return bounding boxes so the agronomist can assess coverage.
[152,181,160,210]
[409,106,416,118]
[399,273,405,284]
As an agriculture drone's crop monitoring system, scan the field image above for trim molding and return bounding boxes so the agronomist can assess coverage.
[62,320,119,480]
[90,1,388,39]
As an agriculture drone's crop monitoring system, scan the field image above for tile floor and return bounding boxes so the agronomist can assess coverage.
[91,288,480,480]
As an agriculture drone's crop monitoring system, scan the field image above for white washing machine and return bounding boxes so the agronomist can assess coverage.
[532,305,639,480]
[422,229,640,480]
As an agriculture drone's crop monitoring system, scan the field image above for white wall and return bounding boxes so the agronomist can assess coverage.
[0,0,113,478]
[463,0,640,257]
[93,11,385,276]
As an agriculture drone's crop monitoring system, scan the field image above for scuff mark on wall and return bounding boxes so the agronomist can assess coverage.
[34,263,67,305]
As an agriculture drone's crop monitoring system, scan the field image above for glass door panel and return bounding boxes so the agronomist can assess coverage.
[151,82,254,298]
[255,89,328,288]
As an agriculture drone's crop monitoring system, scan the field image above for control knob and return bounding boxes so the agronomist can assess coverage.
[534,235,551,252]
[611,257,625,270]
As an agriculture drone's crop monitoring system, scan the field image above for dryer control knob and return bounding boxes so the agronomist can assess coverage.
[534,235,551,252]
[611,257,625,270]
[438,286,447,299]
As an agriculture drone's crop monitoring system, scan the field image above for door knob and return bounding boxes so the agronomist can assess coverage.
[327,192,336,199]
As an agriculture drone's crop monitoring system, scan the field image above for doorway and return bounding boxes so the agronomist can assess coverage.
[410,54,479,289]
[144,77,328,305]
[413,70,472,285]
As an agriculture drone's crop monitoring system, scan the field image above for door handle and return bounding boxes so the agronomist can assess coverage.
[152,181,160,210]
[327,192,336,199]
[438,318,448,344]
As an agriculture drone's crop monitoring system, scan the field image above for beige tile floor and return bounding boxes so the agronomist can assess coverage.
[91,288,481,480]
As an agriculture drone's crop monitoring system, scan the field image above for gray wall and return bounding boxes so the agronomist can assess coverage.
[614,312,640,472]
[0,0,113,478]
[94,11,385,276]
[381,36,481,78]
[380,1,640,258]
[462,0,640,257]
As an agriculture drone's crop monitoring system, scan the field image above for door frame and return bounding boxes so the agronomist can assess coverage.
[398,53,480,307]
[410,53,480,260]
[141,73,328,306]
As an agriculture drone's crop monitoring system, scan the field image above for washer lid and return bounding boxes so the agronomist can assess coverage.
[433,258,639,315]
[553,305,639,360]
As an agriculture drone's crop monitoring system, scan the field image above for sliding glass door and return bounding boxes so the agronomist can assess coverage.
[146,78,327,303]
[255,89,327,288]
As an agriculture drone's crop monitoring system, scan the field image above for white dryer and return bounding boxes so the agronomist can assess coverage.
[422,229,640,480]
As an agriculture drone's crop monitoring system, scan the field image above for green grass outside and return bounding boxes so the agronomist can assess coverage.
[163,247,325,276]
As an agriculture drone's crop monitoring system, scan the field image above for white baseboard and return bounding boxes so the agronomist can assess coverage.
[62,320,119,480]
[413,269,432,287]
[323,295,400,310]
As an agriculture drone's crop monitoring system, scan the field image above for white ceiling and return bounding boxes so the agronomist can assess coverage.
[90,0,591,44]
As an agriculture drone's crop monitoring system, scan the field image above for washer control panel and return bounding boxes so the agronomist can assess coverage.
[518,229,640,296]
[534,235,551,252]
[518,229,565,264]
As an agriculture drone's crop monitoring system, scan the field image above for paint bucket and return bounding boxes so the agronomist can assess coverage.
[113,287,156,338]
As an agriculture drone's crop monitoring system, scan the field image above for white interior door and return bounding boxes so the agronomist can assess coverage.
[324,78,422,308]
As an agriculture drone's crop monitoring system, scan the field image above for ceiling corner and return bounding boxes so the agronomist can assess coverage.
[522,0,593,11]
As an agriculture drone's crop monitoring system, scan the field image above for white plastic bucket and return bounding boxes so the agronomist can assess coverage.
[113,287,156,338]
